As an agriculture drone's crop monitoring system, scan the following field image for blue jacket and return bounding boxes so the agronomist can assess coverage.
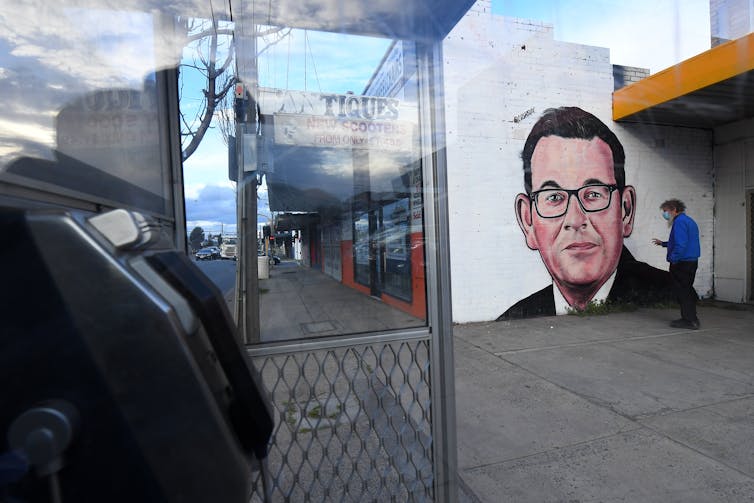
[663,212,700,263]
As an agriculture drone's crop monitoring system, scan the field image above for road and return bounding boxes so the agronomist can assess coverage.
[193,258,236,295]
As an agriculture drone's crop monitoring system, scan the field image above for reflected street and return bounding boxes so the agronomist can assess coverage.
[193,257,424,343]
[258,259,423,343]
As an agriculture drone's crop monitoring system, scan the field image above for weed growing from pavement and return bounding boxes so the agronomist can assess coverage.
[567,299,679,316]
[567,300,637,316]
[566,297,753,317]
[283,400,297,426]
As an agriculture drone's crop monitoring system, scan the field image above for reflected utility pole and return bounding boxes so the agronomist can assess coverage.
[235,24,260,344]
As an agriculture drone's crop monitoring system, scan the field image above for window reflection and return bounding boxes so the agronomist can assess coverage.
[254,33,427,342]
[0,5,175,216]
[382,198,412,301]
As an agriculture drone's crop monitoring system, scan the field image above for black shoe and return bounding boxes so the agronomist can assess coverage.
[670,319,699,330]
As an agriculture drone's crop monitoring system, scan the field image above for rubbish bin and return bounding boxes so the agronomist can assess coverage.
[257,255,269,280]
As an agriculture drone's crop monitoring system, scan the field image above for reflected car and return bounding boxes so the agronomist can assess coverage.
[195,246,220,260]
[258,251,280,265]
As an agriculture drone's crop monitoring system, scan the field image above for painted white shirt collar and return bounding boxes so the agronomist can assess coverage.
[552,270,618,315]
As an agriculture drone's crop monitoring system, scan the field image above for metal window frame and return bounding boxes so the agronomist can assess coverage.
[245,37,458,503]
[247,328,430,357]
[415,39,458,503]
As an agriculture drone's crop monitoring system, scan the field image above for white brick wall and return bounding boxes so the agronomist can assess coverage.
[443,6,715,323]
[618,125,714,299]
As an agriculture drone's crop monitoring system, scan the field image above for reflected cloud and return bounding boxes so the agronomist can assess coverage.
[2,6,176,91]
[0,2,192,187]
[237,0,436,40]
[317,149,353,177]
[0,118,55,152]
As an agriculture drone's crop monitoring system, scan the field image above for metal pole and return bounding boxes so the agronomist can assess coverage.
[234,17,260,344]
[417,40,458,503]
[242,166,260,344]
[234,106,245,340]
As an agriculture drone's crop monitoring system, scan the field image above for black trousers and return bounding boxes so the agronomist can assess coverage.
[669,261,698,322]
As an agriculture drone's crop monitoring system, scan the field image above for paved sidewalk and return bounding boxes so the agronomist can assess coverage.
[454,304,754,502]
[229,260,754,500]
[257,260,422,342]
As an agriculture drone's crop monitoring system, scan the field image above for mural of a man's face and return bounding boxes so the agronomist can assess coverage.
[515,135,636,304]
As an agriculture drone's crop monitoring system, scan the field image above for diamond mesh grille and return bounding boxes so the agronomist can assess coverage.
[249,338,433,502]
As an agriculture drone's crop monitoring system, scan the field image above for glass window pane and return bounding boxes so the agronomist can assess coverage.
[0,5,174,217]
[253,32,427,342]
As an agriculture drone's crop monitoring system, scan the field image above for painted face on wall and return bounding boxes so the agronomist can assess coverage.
[515,136,636,305]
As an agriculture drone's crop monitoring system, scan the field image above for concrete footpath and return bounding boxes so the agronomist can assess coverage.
[454,303,754,502]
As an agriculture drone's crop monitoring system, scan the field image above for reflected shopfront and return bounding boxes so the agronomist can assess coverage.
[352,194,420,305]
[255,68,427,332]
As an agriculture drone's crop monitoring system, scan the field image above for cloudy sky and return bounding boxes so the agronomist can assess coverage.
[183,0,711,236]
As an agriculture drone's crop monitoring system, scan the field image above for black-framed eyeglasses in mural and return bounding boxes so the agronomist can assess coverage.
[530,183,619,218]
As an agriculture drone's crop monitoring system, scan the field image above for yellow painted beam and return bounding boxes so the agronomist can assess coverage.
[613,32,754,121]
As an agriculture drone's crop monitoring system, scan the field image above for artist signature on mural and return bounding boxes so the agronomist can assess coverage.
[513,107,535,123]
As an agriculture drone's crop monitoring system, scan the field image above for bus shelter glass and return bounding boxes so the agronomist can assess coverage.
[254,34,427,342]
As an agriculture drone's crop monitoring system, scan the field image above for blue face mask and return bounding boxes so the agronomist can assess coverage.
[662,211,671,221]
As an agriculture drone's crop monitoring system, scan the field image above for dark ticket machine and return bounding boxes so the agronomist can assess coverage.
[0,207,273,502]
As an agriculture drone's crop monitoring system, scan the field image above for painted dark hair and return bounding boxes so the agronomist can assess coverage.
[660,199,686,212]
[521,107,626,194]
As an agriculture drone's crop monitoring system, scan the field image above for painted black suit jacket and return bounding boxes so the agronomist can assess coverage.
[498,246,673,320]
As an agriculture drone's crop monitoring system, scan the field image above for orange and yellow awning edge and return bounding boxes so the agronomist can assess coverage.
[613,32,754,121]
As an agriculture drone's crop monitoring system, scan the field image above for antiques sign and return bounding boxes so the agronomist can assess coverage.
[261,89,415,153]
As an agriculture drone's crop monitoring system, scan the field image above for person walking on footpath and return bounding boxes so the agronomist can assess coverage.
[652,199,701,329]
